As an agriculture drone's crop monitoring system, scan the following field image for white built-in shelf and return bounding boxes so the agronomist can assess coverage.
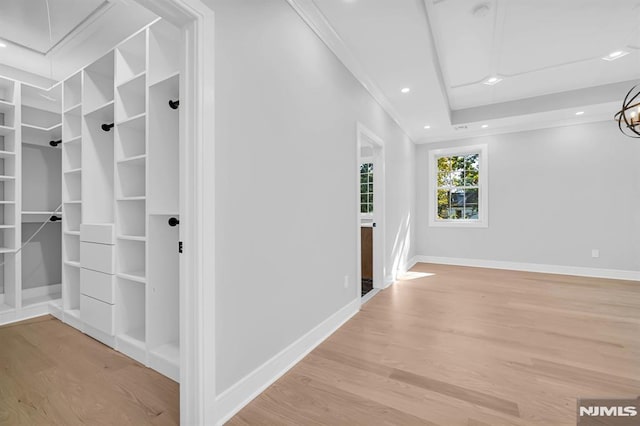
[120,327,146,345]
[0,100,14,114]
[149,71,180,89]
[64,231,80,236]
[0,247,14,254]
[0,125,15,136]
[22,211,62,223]
[23,294,62,308]
[0,150,16,158]
[117,71,146,90]
[64,168,82,175]
[64,135,82,145]
[64,103,82,115]
[84,100,114,120]
[117,271,146,283]
[117,196,145,201]
[117,235,146,242]
[64,260,81,268]
[0,201,16,205]
[65,308,81,319]
[22,123,62,141]
[64,200,82,205]
[0,225,15,229]
[117,154,146,166]
[116,112,146,128]
[0,175,16,181]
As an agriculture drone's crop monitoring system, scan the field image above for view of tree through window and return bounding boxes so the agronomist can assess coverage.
[436,154,479,220]
[360,163,373,214]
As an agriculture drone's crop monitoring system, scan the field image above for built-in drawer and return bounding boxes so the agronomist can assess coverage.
[81,241,115,274]
[81,223,115,245]
[80,294,114,335]
[81,268,115,304]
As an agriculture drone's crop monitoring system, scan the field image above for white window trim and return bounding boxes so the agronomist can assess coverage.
[428,144,489,228]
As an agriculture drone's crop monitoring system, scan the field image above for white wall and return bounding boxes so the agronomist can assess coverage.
[416,120,640,274]
[206,0,415,396]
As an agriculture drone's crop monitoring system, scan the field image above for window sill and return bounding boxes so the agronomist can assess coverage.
[429,220,488,228]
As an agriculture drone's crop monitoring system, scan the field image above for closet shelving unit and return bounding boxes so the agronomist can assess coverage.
[20,83,63,310]
[0,18,181,383]
[0,77,18,320]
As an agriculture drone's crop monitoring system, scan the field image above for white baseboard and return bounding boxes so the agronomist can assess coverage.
[214,298,360,425]
[414,255,640,281]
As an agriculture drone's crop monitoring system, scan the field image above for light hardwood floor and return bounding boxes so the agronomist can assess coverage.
[0,315,179,425]
[229,263,640,425]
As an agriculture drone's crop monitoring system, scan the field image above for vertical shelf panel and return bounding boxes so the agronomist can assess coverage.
[148,21,180,85]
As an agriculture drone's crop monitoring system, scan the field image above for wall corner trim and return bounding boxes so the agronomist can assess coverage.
[214,298,361,424]
[414,255,640,281]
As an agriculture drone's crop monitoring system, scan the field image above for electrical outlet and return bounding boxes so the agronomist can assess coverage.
[592,249,600,258]
[343,275,349,289]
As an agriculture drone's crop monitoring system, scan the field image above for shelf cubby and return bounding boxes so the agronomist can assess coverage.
[64,203,81,232]
[63,109,82,140]
[0,78,15,103]
[116,277,146,361]
[83,52,115,114]
[116,159,145,199]
[116,114,145,159]
[117,239,145,281]
[63,139,81,171]
[0,102,15,127]
[63,263,80,311]
[117,199,145,237]
[83,104,114,224]
[63,72,82,112]
[148,74,179,214]
[148,20,180,86]
[115,74,145,122]
[64,233,80,263]
[63,172,81,202]
[21,222,62,306]
[116,31,147,86]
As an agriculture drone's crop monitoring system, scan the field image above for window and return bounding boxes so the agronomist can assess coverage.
[360,162,373,215]
[428,145,488,227]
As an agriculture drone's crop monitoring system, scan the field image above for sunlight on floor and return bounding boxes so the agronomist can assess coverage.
[396,271,435,280]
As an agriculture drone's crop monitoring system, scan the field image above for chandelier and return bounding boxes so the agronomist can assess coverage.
[615,84,640,138]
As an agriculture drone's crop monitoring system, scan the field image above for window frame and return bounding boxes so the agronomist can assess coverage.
[359,160,374,220]
[428,144,488,228]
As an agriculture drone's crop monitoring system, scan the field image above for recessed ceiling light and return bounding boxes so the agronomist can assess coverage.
[483,76,502,86]
[401,87,411,94]
[424,125,431,129]
[481,124,489,128]
[0,42,6,48]
[575,111,585,116]
[602,50,629,61]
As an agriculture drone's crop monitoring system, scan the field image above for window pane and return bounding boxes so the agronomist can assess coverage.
[368,183,373,193]
[437,189,450,219]
[361,194,367,203]
[367,203,374,213]
[464,205,478,219]
[465,188,478,205]
[450,189,465,207]
[368,194,374,203]
[360,183,368,194]
[368,173,373,183]
[361,204,367,213]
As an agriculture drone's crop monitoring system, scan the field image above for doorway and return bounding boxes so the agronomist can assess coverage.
[356,123,385,303]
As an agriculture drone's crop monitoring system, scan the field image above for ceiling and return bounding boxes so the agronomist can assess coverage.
[0,0,157,83]
[304,0,640,143]
[0,0,107,54]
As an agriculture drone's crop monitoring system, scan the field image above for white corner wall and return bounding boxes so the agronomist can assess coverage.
[416,121,640,277]
[205,0,415,419]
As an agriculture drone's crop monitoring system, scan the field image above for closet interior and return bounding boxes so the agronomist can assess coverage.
[0,18,182,382]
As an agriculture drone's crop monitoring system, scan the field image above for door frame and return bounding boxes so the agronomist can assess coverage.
[133,0,215,423]
[356,122,386,301]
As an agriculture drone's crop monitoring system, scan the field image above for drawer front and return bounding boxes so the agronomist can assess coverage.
[81,224,115,245]
[81,268,115,304]
[81,242,115,274]
[80,295,114,335]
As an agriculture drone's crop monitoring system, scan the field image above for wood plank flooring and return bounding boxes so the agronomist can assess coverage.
[0,315,179,425]
[229,263,640,425]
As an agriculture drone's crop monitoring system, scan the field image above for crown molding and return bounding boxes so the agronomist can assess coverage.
[285,0,412,140]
